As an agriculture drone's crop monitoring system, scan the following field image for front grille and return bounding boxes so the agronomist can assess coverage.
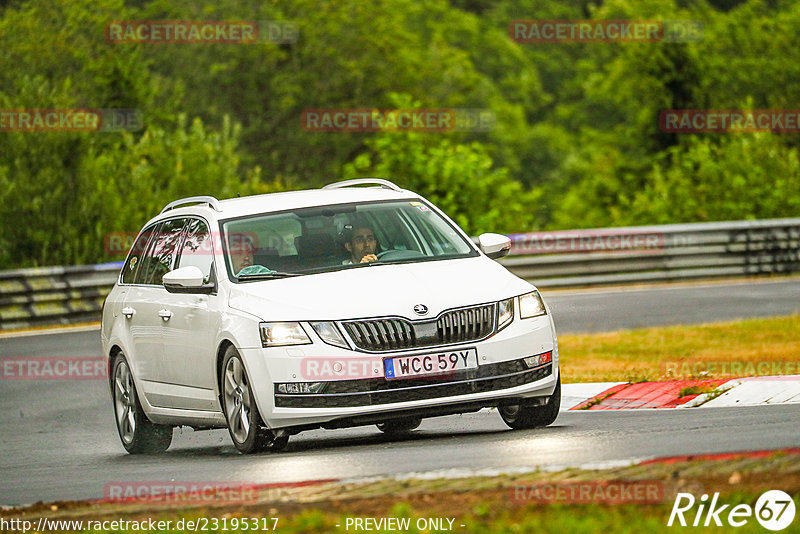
[343,318,416,351]
[342,303,496,352]
[438,304,495,344]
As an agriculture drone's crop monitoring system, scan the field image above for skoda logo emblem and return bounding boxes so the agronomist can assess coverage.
[413,304,429,316]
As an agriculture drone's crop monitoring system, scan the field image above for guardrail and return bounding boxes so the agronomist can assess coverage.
[1,218,798,330]
[0,263,122,331]
[503,218,800,288]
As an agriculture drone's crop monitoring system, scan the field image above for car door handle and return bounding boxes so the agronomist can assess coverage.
[121,307,136,318]
[158,309,173,321]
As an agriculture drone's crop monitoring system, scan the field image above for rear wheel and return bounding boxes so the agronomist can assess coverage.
[376,417,422,436]
[112,354,173,454]
[499,375,561,430]
[221,346,285,454]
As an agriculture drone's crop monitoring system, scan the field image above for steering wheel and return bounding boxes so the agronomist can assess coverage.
[376,249,426,261]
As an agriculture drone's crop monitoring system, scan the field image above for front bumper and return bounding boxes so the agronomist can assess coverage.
[239,313,558,429]
[275,357,552,408]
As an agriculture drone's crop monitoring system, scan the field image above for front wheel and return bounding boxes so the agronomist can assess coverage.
[112,354,173,454]
[221,346,284,454]
[499,375,561,430]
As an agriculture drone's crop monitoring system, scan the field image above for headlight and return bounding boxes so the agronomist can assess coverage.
[519,290,546,319]
[259,322,310,347]
[310,321,349,349]
[497,298,514,331]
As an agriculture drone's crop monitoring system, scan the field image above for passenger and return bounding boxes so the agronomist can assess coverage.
[230,239,255,274]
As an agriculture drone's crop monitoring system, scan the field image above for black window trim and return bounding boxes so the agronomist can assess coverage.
[136,218,186,286]
[118,214,218,289]
[118,222,159,286]
[174,216,217,288]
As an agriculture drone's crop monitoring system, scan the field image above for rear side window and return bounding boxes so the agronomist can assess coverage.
[176,218,214,284]
[121,225,156,285]
[137,218,187,285]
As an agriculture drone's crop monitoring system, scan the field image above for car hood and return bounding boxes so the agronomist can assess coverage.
[227,257,533,321]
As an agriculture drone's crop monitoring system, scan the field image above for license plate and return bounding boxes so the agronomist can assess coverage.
[384,348,477,380]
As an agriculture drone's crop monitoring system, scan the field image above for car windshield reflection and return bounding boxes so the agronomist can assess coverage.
[222,200,478,280]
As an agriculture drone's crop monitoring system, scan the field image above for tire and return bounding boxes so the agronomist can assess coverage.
[499,375,561,430]
[376,417,422,436]
[221,346,281,454]
[111,354,173,454]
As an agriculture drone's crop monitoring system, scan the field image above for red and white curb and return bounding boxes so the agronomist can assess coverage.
[561,375,800,410]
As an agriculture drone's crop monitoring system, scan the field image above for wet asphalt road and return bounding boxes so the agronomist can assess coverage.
[1,278,798,506]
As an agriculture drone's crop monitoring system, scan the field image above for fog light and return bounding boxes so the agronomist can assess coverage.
[276,382,326,394]
[523,351,552,368]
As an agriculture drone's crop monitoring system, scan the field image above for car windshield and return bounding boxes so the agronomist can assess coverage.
[221,199,478,279]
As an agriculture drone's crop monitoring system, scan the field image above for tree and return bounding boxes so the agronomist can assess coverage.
[342,97,542,236]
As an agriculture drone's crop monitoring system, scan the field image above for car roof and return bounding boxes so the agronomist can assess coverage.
[145,185,422,227]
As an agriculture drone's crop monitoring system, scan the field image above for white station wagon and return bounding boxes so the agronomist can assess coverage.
[101,179,560,454]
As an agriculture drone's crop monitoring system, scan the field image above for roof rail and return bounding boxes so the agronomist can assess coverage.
[322,178,403,192]
[160,196,222,214]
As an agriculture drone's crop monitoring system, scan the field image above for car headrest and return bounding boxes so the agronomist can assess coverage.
[295,233,335,257]
[253,248,279,263]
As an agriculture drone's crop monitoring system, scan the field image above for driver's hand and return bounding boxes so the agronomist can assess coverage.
[360,254,378,263]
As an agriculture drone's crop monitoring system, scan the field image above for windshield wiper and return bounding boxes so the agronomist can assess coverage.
[297,262,376,275]
[238,271,303,280]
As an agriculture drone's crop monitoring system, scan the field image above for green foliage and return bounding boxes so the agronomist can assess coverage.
[2,0,800,268]
[629,134,800,224]
[526,0,800,228]
[343,97,541,236]
[0,115,264,267]
[0,0,261,268]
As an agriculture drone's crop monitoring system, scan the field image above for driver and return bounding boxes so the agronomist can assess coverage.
[342,224,378,264]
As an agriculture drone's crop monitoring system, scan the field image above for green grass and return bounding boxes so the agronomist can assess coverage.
[40,497,792,533]
[559,314,800,383]
[8,452,798,534]
[577,390,617,409]
[678,384,718,397]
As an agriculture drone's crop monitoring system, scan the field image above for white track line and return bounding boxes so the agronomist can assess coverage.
[0,324,100,339]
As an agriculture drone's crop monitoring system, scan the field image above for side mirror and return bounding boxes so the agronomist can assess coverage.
[478,233,511,260]
[163,266,214,294]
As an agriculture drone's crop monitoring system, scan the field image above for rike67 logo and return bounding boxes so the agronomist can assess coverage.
[668,490,796,531]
